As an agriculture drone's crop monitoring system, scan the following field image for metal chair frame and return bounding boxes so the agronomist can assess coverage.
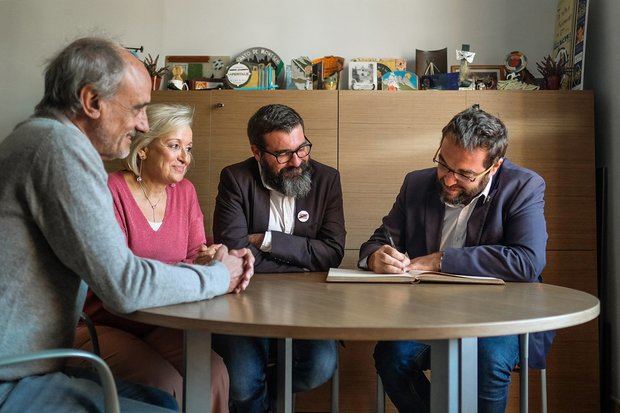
[0,349,120,413]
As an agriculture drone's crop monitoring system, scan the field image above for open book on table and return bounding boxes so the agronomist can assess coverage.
[326,268,505,285]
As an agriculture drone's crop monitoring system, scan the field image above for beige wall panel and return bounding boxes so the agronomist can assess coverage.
[544,197,596,250]
[543,250,598,295]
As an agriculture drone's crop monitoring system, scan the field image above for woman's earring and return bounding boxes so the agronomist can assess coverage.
[137,156,145,182]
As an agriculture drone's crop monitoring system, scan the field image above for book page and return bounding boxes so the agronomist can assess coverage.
[410,270,500,281]
[327,268,414,279]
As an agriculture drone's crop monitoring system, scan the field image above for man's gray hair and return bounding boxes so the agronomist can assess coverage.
[441,105,508,167]
[35,37,126,116]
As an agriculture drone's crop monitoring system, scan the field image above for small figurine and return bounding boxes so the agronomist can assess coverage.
[168,66,188,90]
[456,44,475,87]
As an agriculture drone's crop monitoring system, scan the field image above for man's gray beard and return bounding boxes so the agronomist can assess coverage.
[437,174,489,206]
[262,159,313,198]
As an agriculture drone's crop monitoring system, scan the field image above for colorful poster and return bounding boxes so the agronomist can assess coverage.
[553,0,576,89]
[571,0,589,90]
[553,0,589,90]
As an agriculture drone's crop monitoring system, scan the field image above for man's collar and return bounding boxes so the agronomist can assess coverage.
[480,174,493,199]
[48,109,84,135]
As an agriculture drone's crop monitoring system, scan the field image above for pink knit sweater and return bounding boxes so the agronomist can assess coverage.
[84,171,206,332]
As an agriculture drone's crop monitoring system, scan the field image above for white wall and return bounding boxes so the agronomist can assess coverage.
[585,0,620,405]
[0,0,556,140]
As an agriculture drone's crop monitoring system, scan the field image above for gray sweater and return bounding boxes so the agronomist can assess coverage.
[0,116,229,380]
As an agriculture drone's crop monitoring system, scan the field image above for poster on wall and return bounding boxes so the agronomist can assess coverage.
[553,0,589,90]
[571,0,589,90]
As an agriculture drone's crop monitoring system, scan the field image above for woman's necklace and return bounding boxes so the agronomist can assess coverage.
[138,180,165,222]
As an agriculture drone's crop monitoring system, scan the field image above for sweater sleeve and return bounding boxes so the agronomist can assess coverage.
[27,133,229,314]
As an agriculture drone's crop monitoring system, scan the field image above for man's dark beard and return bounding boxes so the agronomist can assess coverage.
[261,158,313,198]
[437,173,490,206]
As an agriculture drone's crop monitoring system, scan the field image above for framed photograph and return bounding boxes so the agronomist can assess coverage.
[349,61,377,90]
[450,65,506,90]
[416,48,448,76]
[165,55,231,89]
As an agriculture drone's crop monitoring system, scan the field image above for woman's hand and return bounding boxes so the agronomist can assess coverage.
[193,243,223,265]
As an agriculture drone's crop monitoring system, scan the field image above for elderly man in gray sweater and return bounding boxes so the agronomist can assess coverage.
[0,37,254,412]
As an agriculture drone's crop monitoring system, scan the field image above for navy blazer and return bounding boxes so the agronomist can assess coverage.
[359,159,554,369]
[213,157,346,273]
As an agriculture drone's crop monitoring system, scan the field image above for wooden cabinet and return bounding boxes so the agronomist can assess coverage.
[148,90,598,413]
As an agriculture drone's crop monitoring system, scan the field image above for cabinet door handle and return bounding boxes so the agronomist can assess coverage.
[214,103,225,108]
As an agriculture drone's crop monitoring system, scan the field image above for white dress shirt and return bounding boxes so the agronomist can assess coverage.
[257,164,296,252]
[440,175,493,250]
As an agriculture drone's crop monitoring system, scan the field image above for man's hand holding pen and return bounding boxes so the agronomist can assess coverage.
[368,245,412,274]
[368,225,412,273]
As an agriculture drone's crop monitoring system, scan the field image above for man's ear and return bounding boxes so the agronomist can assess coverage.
[79,84,102,120]
[490,158,504,176]
[250,145,262,162]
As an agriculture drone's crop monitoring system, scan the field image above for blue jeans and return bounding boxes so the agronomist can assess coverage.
[374,336,519,413]
[213,335,338,413]
[0,367,177,412]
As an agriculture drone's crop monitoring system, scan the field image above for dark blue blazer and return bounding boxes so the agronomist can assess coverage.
[359,159,554,369]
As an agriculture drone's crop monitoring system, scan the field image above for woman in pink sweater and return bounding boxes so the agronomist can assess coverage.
[74,103,229,411]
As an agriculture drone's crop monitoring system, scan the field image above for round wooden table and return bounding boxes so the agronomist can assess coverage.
[118,273,600,413]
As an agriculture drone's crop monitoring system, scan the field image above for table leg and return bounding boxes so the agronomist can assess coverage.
[459,338,478,412]
[183,330,211,413]
[429,339,459,413]
[519,333,529,413]
[277,338,293,413]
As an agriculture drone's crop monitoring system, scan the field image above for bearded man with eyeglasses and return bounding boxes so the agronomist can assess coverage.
[212,103,345,412]
[359,105,553,413]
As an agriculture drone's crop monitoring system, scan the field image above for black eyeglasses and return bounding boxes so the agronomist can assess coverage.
[259,138,312,164]
[432,147,495,183]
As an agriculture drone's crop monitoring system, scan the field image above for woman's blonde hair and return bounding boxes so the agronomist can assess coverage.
[124,103,194,176]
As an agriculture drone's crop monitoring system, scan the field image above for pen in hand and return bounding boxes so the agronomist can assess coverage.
[383,226,407,273]
[383,225,397,249]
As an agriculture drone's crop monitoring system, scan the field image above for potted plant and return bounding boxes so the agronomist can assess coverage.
[536,55,566,90]
[142,54,169,91]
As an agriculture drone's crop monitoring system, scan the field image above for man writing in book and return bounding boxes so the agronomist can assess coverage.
[359,105,552,412]
[212,103,345,412]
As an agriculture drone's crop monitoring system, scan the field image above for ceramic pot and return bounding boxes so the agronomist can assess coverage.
[545,75,561,90]
[151,76,162,91]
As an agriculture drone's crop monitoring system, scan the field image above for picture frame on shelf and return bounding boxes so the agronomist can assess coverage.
[165,55,230,90]
[349,61,377,90]
[449,65,506,90]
